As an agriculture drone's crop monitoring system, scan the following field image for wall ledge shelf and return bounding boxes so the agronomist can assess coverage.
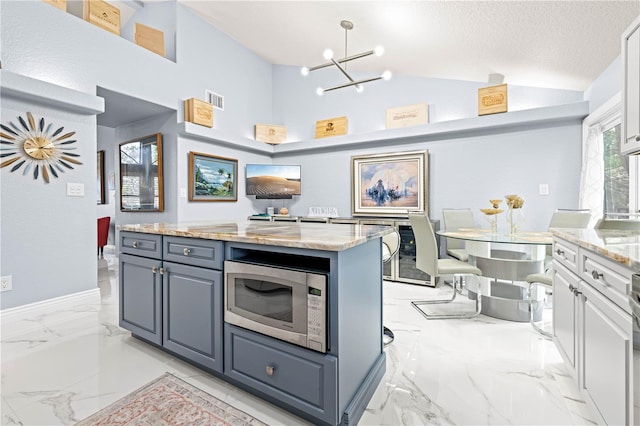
[178,121,273,155]
[0,70,105,115]
[178,101,589,158]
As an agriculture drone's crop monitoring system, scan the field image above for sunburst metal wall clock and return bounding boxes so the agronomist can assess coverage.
[0,112,82,183]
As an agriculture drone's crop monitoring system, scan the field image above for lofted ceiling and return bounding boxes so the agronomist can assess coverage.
[178,0,639,91]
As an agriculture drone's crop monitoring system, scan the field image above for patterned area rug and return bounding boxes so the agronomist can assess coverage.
[77,372,268,425]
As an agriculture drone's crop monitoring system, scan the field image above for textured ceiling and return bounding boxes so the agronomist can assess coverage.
[179,0,640,91]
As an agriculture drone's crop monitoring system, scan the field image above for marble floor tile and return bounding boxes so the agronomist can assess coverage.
[1,253,596,425]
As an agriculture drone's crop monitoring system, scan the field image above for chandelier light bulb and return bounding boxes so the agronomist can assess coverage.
[323,49,334,60]
[374,45,384,57]
[382,70,392,80]
[356,84,364,93]
[316,87,324,96]
[301,66,309,76]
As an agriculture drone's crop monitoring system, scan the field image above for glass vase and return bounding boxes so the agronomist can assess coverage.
[507,207,524,234]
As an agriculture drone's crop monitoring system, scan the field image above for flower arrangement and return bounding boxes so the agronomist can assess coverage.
[505,194,524,234]
[480,199,504,232]
[505,194,524,209]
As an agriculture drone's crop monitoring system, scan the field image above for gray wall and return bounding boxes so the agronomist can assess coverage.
[0,0,623,309]
[0,1,274,308]
[0,88,100,308]
[274,123,583,232]
[584,57,623,113]
[272,65,584,140]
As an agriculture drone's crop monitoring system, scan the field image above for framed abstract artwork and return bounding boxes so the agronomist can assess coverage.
[351,150,428,217]
[188,152,237,202]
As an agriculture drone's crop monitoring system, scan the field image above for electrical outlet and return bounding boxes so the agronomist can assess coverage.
[1,275,12,292]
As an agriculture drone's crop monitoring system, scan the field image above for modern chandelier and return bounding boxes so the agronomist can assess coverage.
[301,20,391,95]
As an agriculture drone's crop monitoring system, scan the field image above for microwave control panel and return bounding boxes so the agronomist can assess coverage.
[307,274,327,353]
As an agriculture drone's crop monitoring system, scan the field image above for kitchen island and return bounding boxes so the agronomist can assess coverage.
[551,227,639,426]
[117,220,393,426]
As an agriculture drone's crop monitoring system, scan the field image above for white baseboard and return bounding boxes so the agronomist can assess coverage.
[1,288,101,327]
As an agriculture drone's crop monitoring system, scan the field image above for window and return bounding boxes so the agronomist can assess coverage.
[580,94,638,219]
[602,121,629,213]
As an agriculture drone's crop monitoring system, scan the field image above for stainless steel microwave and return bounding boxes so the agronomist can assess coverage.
[224,260,327,353]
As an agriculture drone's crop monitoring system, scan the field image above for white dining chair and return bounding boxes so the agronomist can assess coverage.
[442,208,475,262]
[408,212,483,320]
[527,209,591,338]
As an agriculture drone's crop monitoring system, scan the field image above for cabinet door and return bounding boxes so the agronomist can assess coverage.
[163,262,222,372]
[553,262,578,379]
[581,283,632,426]
[119,254,162,345]
[623,20,640,155]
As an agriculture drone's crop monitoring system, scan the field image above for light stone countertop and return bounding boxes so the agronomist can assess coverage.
[551,228,640,271]
[118,220,394,252]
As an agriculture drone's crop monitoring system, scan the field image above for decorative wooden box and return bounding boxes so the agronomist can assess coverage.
[255,124,286,144]
[134,22,165,57]
[83,0,120,36]
[478,83,508,116]
[184,98,213,128]
[385,103,428,129]
[315,116,348,139]
[42,0,67,11]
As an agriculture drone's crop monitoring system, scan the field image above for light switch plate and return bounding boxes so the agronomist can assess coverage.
[180,188,187,198]
[539,184,549,196]
[67,183,85,197]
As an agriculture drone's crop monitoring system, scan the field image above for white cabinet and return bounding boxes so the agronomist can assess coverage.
[580,283,632,426]
[553,263,579,382]
[552,236,634,425]
[622,15,640,155]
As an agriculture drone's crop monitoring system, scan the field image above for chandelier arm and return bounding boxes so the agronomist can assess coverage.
[322,76,383,93]
[330,58,356,83]
[307,50,375,72]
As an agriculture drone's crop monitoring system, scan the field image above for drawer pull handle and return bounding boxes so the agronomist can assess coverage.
[265,365,275,376]
[591,270,603,280]
[132,241,138,248]
[183,248,191,256]
[555,249,565,256]
[160,268,166,275]
[569,284,575,292]
[152,267,158,273]
[636,134,640,141]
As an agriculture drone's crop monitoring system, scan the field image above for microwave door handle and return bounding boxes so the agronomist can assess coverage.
[242,281,289,294]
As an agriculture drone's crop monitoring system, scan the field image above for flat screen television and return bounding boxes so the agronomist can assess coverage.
[246,164,301,199]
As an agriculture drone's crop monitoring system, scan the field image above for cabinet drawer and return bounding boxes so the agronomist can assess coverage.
[120,232,162,259]
[580,249,632,312]
[224,324,337,424]
[163,236,223,270]
[552,238,579,273]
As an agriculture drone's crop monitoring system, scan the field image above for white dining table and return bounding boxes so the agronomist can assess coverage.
[437,228,553,321]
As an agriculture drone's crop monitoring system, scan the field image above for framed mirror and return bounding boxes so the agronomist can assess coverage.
[97,150,105,205]
[119,133,164,212]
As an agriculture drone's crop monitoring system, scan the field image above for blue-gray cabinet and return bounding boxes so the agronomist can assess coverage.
[120,230,386,426]
[119,253,163,345]
[119,232,224,372]
[225,324,338,424]
[163,261,222,371]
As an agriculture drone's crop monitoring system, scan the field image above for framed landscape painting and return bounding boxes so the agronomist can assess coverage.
[351,150,428,217]
[188,152,237,202]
